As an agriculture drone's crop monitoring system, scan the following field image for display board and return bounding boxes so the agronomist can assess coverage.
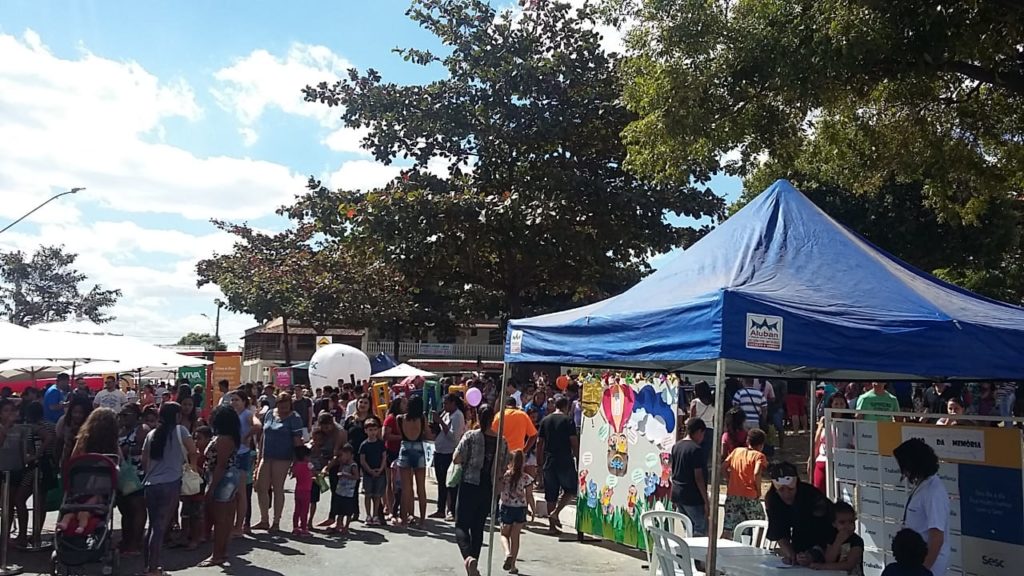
[575,373,679,549]
[829,416,1024,576]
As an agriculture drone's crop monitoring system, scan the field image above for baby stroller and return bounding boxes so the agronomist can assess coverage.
[50,454,120,576]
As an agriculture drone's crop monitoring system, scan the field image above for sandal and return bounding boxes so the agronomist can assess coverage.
[250,522,270,531]
[198,558,226,568]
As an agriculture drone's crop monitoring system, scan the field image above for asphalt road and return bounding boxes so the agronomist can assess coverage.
[7,479,645,576]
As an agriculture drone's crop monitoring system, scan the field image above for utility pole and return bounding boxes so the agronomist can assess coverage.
[214,299,224,346]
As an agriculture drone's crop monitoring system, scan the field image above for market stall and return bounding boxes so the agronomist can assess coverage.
[502,179,1024,576]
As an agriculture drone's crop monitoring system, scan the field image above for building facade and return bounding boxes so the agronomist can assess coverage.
[241,317,505,381]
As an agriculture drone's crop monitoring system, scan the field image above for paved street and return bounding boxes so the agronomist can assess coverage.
[8,479,644,576]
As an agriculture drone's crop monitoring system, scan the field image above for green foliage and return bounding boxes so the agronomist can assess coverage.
[176,332,227,351]
[620,0,1024,301]
[301,0,723,320]
[0,245,121,326]
[195,222,413,335]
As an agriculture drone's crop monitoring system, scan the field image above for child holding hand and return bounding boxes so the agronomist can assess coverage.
[292,445,313,535]
[332,444,360,535]
[722,428,768,539]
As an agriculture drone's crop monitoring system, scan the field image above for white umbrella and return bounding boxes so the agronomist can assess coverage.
[31,318,123,336]
[0,322,118,362]
[371,362,437,378]
[75,353,212,375]
[0,358,72,381]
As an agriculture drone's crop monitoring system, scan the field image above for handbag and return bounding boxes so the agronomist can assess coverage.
[446,463,463,488]
[176,427,203,496]
[315,472,330,494]
[118,459,143,495]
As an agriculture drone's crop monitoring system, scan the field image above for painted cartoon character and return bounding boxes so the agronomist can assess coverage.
[643,472,658,498]
[607,432,629,477]
[586,480,599,508]
[627,485,638,516]
[659,452,671,488]
[579,469,589,492]
[601,485,614,516]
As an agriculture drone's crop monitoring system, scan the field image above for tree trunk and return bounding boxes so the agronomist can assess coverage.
[282,315,292,365]
[392,321,401,362]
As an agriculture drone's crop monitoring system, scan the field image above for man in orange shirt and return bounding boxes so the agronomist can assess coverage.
[491,397,538,454]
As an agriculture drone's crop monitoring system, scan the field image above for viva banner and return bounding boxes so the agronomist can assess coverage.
[576,373,679,549]
[177,366,206,387]
[832,418,1024,576]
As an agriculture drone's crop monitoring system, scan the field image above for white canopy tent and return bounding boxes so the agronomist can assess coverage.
[0,322,119,362]
[0,359,72,381]
[31,318,123,336]
[370,363,437,378]
[74,354,211,375]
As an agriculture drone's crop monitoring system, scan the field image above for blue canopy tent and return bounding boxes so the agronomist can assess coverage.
[501,179,1024,571]
[506,179,1024,380]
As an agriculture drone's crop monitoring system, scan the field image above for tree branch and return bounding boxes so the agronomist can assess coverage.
[941,60,1024,96]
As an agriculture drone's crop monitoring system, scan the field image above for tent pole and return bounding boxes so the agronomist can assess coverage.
[705,358,727,576]
[808,377,818,479]
[485,361,510,576]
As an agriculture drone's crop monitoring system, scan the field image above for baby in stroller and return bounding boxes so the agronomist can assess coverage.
[56,494,105,535]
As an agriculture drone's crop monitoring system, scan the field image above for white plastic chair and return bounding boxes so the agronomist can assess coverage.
[641,510,694,567]
[732,519,775,550]
[649,527,701,576]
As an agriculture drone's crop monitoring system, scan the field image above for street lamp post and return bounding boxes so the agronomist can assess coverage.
[201,299,225,350]
[0,188,84,235]
[213,299,223,343]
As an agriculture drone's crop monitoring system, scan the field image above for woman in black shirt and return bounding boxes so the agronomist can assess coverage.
[765,461,836,565]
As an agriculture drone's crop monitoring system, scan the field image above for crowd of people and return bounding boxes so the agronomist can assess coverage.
[2,370,1016,576]
[672,377,1024,576]
[0,370,583,576]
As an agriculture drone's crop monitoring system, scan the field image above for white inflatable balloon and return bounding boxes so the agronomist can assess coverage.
[307,344,371,391]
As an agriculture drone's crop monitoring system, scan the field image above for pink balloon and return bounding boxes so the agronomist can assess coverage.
[466,387,483,407]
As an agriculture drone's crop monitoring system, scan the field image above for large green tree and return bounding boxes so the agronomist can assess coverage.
[301,0,723,321]
[0,245,121,326]
[196,221,414,362]
[618,0,1024,300]
[176,332,227,351]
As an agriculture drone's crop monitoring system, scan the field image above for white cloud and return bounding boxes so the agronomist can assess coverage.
[326,159,403,191]
[565,0,629,54]
[0,30,307,222]
[323,126,371,155]
[0,29,320,346]
[0,221,256,346]
[213,42,351,144]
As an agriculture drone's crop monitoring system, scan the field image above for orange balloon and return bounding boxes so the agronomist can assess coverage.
[556,375,569,391]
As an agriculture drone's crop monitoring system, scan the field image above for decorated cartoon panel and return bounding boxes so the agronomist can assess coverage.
[575,373,679,549]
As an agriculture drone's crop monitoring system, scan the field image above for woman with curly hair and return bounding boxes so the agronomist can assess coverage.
[72,407,120,456]
[57,396,93,463]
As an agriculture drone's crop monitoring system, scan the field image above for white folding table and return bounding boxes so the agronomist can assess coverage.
[680,538,848,576]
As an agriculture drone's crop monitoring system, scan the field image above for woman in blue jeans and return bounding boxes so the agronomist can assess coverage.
[141,402,197,576]
[201,406,240,567]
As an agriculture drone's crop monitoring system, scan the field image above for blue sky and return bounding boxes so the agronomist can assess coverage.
[0,1,742,347]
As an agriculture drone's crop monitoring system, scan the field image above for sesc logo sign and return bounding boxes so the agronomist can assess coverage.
[745,313,783,351]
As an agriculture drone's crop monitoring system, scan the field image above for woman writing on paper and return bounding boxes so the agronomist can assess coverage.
[893,439,950,576]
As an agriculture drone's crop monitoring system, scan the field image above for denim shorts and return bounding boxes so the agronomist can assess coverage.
[397,441,426,469]
[363,474,386,497]
[236,450,253,474]
[500,505,527,525]
[209,467,240,503]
